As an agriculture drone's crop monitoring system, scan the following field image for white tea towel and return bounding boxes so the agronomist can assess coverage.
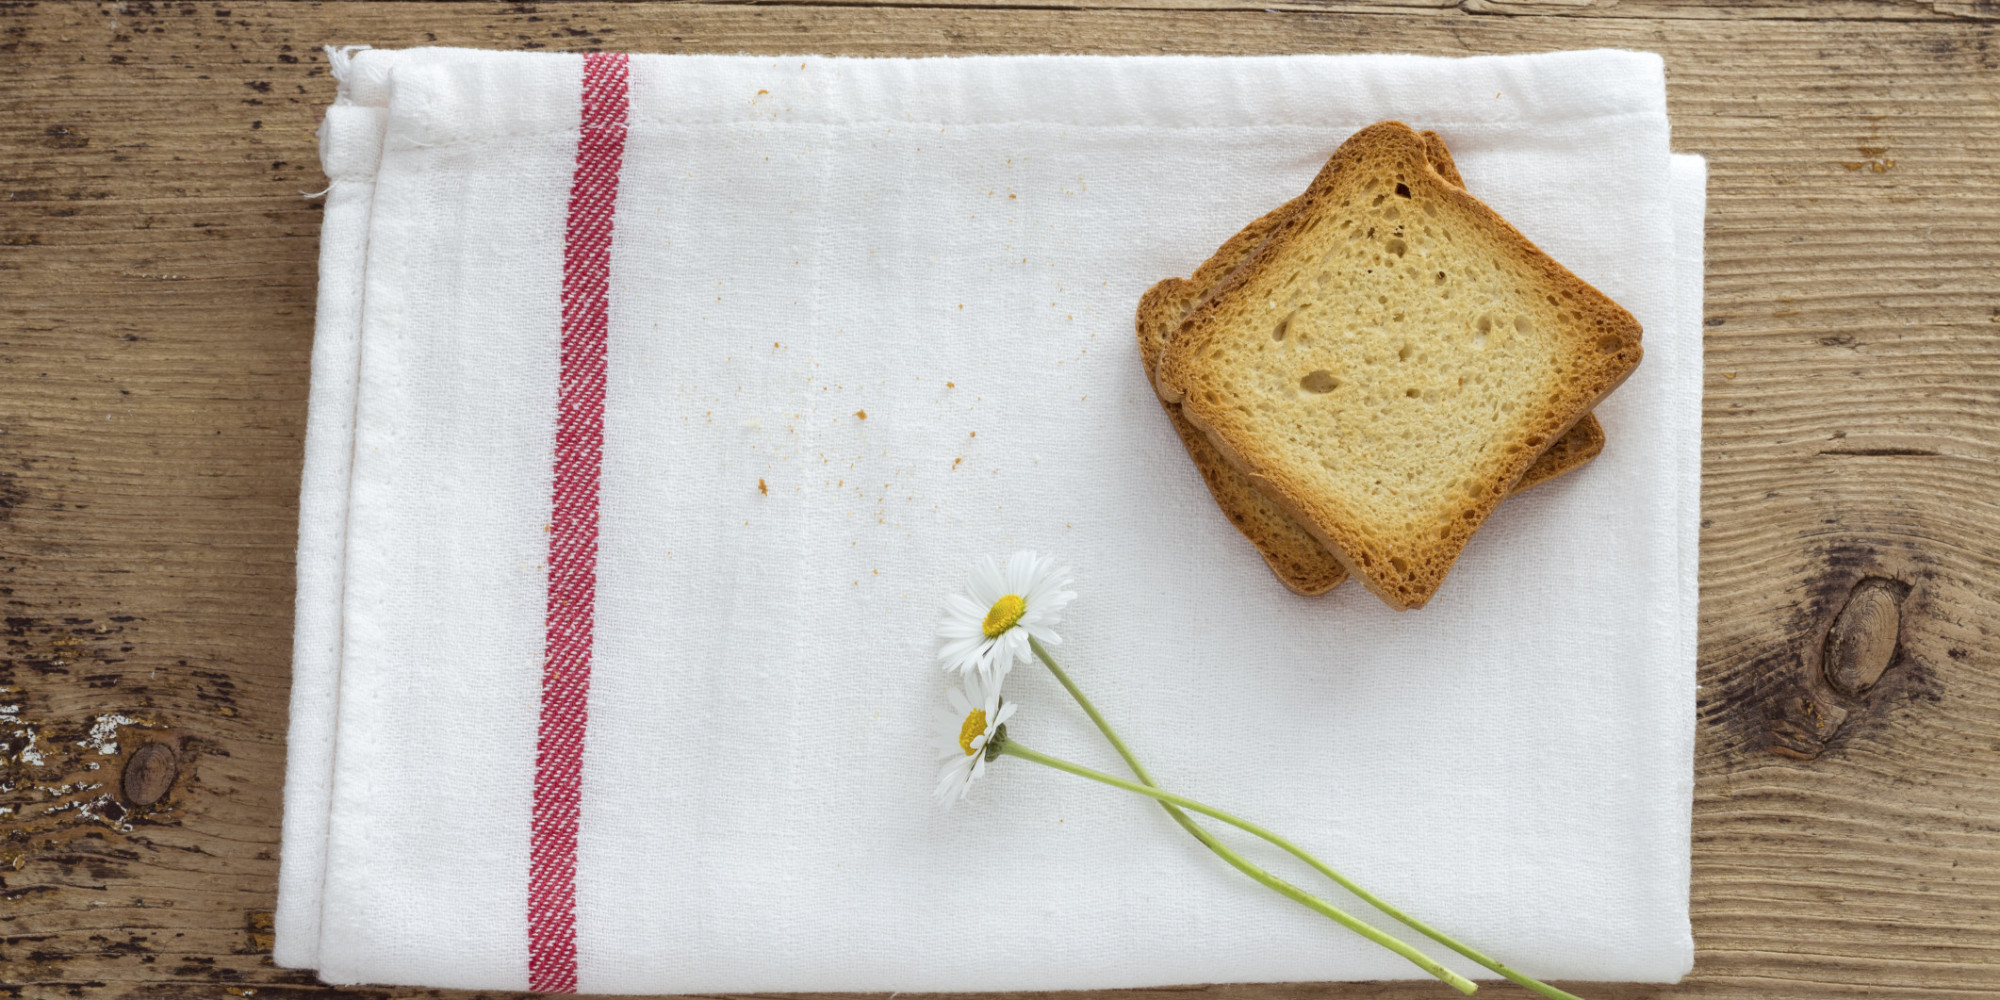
[280,47,1703,993]
[278,67,384,973]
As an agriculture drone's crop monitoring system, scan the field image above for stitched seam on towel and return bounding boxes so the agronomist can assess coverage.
[382,109,1668,150]
[529,50,628,997]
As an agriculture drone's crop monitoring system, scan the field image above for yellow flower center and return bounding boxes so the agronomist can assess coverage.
[958,709,988,756]
[982,594,1026,638]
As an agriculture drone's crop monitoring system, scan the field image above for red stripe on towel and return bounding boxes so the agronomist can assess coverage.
[530,50,629,996]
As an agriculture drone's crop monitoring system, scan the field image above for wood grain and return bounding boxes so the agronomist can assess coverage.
[3,2,1997,999]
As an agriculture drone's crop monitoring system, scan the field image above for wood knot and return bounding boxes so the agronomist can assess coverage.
[1822,577,1907,697]
[1770,574,1911,760]
[122,742,178,806]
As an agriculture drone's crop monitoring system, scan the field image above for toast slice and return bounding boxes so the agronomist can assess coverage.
[1156,121,1642,610]
[1136,131,1605,597]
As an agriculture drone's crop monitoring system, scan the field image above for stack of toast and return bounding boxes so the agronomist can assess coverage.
[1141,122,1643,610]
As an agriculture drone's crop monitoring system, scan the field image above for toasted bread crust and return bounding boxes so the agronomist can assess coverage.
[1140,276,1349,595]
[1157,121,1643,609]
[1138,130,1607,597]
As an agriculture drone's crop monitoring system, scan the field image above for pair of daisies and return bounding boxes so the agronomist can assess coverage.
[925,553,1583,1000]
[932,551,1074,804]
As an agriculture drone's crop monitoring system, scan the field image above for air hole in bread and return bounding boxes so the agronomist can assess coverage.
[1406,388,1421,399]
[1299,370,1340,394]
[1394,183,1412,199]
[1385,237,1407,257]
[1397,344,1413,362]
[1596,334,1625,351]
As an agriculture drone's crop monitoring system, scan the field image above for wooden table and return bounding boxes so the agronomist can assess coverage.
[4,2,1997,998]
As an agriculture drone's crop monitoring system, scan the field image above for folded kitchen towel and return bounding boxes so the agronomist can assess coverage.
[279,46,1704,993]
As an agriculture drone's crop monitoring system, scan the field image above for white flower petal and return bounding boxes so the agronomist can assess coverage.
[994,630,1031,669]
[936,640,984,664]
[966,557,1005,605]
[1021,623,1061,645]
[1027,584,1075,613]
[943,592,987,621]
[938,620,984,641]
[935,769,967,803]
[939,634,986,662]
[1005,551,1037,596]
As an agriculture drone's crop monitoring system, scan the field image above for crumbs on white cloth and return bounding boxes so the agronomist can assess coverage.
[280,47,1702,994]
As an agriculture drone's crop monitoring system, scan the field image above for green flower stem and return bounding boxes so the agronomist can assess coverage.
[1028,637,1583,1000]
[1030,637,1154,783]
[999,739,1476,996]
[1025,642,1464,990]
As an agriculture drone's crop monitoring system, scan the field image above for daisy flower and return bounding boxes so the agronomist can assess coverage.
[933,670,1016,805]
[937,551,1076,679]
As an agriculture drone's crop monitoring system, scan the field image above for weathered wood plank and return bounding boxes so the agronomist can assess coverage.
[2,2,1997,999]
[675,0,2000,20]
[616,0,2000,21]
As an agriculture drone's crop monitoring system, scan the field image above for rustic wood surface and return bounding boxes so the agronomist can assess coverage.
[4,1,1998,998]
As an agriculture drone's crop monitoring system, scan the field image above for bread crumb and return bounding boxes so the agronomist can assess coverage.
[758,478,768,495]
[946,381,955,388]
[855,409,867,420]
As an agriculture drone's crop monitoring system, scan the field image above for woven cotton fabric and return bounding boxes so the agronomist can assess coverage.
[279,47,1705,993]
